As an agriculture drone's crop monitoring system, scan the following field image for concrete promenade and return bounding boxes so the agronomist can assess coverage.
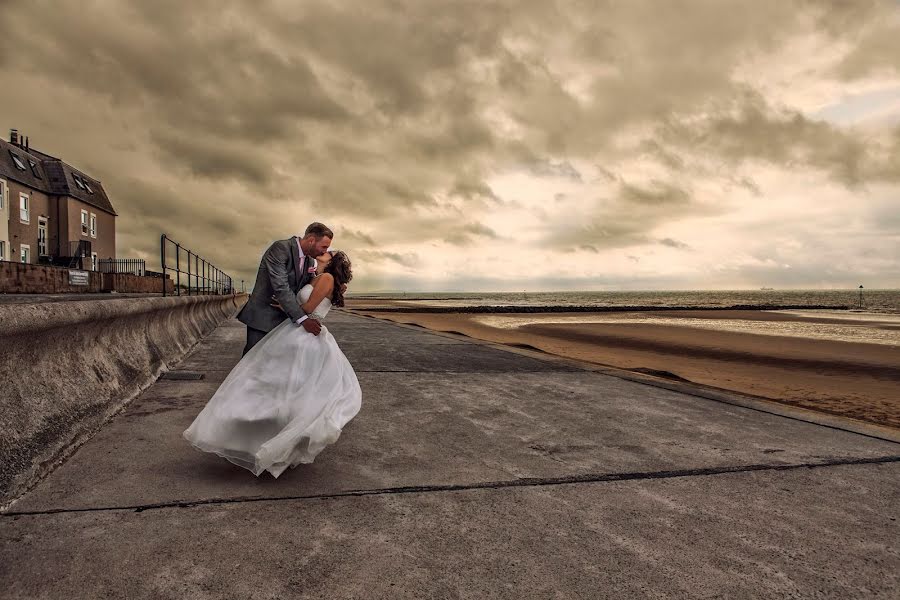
[2,311,899,598]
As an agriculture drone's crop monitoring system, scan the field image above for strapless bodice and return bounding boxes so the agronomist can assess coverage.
[298,284,332,319]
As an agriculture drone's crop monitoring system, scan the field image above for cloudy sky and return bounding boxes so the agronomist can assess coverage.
[2,0,899,292]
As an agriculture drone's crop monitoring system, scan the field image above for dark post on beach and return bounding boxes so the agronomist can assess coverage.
[858,285,864,309]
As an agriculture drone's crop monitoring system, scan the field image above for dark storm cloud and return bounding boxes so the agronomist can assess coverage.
[151,131,273,185]
[2,0,898,289]
[659,238,691,250]
[356,250,419,269]
[657,94,900,187]
[559,177,720,251]
[339,228,376,247]
[816,1,900,80]
[620,181,691,206]
[444,222,500,246]
[638,140,686,171]
[450,178,502,205]
[528,160,583,181]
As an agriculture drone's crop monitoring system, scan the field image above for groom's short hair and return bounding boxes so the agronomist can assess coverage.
[304,222,334,239]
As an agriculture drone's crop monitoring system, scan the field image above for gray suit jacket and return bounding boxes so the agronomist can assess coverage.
[237,237,315,332]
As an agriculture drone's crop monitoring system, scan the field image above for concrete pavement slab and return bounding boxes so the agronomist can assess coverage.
[2,463,897,599]
[3,311,898,597]
[9,315,898,514]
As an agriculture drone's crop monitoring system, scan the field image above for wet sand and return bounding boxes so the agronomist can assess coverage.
[347,302,900,429]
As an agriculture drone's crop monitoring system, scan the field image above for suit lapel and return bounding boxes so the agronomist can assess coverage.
[290,237,304,286]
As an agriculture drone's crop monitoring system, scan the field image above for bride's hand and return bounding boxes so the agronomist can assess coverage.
[302,318,321,336]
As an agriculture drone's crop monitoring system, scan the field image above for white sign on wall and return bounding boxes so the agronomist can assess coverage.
[68,270,90,286]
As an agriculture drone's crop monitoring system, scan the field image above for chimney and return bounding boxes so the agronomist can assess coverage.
[25,136,29,151]
[10,128,18,145]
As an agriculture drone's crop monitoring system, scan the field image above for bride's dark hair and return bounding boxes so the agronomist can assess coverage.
[324,251,352,307]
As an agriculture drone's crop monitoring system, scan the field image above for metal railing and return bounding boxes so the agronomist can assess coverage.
[160,234,242,297]
[65,240,92,269]
[68,240,92,258]
[98,258,145,276]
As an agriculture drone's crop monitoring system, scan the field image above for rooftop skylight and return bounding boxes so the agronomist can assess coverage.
[9,151,26,171]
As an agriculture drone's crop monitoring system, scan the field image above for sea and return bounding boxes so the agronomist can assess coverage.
[351,289,900,314]
[349,289,900,345]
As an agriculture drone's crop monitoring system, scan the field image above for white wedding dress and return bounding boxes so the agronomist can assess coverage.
[183,284,361,478]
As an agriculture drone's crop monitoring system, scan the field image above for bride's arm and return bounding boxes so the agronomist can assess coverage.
[300,273,334,315]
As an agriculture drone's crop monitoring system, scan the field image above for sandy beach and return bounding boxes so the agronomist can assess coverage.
[347,301,900,429]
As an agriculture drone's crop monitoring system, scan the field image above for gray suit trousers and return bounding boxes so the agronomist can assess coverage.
[243,326,269,356]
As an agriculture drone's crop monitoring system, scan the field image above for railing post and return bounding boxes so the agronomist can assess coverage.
[157,235,235,299]
[160,235,167,297]
[175,243,181,296]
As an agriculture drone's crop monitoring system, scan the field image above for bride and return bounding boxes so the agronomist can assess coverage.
[183,251,360,478]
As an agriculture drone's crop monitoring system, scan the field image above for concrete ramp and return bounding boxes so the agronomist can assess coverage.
[2,311,898,598]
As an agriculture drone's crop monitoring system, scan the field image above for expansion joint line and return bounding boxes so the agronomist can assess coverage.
[3,455,898,517]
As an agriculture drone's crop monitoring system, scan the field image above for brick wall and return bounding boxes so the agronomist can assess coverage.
[0,261,173,294]
[5,181,52,263]
[63,197,115,260]
[0,260,102,293]
[104,272,174,294]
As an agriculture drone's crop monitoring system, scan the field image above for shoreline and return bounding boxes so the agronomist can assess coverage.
[346,303,900,430]
[345,302,853,313]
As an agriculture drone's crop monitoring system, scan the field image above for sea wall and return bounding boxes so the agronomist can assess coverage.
[0,293,247,505]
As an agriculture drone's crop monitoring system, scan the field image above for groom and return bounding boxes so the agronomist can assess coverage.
[237,222,334,355]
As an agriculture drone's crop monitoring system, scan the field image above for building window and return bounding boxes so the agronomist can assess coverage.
[28,160,41,179]
[20,194,30,223]
[72,173,86,190]
[38,218,48,256]
[83,180,94,194]
[0,177,6,210]
[91,252,98,271]
[90,213,97,238]
[20,244,30,264]
[81,209,89,236]
[9,151,26,171]
[0,241,5,261]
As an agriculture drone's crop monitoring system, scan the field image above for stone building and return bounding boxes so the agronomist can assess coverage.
[0,129,117,269]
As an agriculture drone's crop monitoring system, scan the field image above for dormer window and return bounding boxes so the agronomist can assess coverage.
[83,180,94,194]
[9,151,26,171]
[28,160,41,179]
[72,173,86,190]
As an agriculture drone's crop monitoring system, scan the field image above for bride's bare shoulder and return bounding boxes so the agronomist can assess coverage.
[313,272,334,289]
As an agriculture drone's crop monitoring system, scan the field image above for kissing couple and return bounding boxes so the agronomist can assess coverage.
[183,222,361,478]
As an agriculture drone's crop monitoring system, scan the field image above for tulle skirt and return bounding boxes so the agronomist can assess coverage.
[183,320,361,477]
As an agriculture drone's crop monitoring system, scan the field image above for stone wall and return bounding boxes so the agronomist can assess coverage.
[0,259,102,293]
[102,272,175,294]
[0,293,248,506]
[0,261,173,294]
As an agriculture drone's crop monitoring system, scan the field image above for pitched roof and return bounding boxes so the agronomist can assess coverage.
[0,139,48,192]
[0,139,117,216]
